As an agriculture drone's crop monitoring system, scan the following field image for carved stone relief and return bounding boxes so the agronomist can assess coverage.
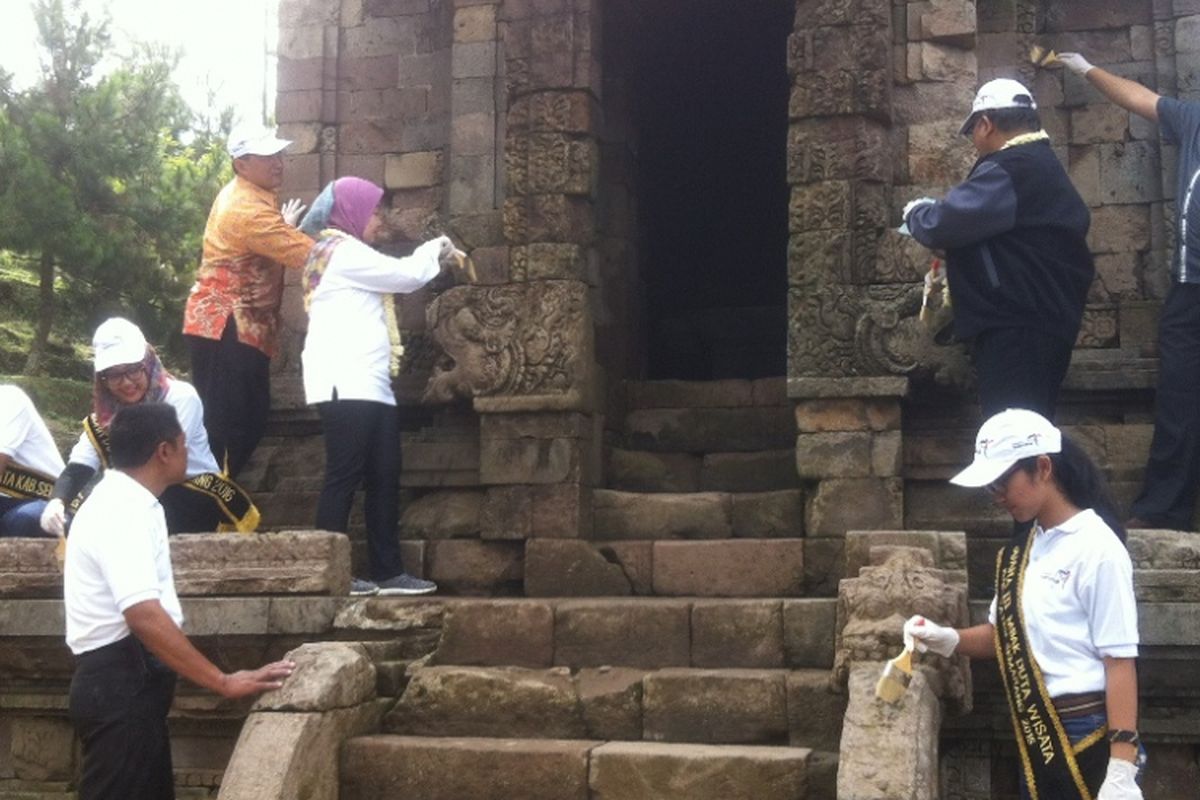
[423,281,592,408]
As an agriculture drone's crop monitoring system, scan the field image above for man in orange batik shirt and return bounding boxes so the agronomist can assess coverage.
[184,126,314,479]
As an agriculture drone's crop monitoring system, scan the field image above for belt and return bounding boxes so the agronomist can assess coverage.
[1052,691,1106,720]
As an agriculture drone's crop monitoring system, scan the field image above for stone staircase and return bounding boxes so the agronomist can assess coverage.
[335,378,844,799]
[337,596,841,799]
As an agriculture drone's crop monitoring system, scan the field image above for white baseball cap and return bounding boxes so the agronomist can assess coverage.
[950,408,1062,487]
[93,317,148,373]
[227,125,292,159]
[959,78,1038,135]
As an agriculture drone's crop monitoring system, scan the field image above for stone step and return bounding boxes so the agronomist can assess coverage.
[592,489,805,540]
[424,597,836,671]
[622,406,795,453]
[385,666,843,750]
[625,378,787,410]
[608,448,801,493]
[524,539,807,598]
[340,736,815,800]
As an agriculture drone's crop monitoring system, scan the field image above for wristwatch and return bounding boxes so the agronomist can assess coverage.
[1108,729,1140,746]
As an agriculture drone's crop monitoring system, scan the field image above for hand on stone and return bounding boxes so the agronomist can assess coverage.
[1057,52,1095,76]
[218,660,296,699]
[281,198,307,227]
[903,615,960,658]
[1096,758,1142,800]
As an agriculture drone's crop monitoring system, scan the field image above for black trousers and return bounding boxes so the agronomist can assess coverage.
[1132,282,1200,528]
[316,398,402,580]
[160,483,225,534]
[69,637,177,800]
[186,316,270,479]
[972,326,1075,421]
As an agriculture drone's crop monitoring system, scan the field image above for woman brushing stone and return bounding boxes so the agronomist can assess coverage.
[299,176,456,596]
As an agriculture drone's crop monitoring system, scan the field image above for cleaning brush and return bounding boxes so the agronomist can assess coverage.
[874,644,915,704]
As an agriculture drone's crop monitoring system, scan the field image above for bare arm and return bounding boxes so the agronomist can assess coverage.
[955,623,997,660]
[124,599,293,698]
[1103,656,1139,763]
[1086,66,1160,122]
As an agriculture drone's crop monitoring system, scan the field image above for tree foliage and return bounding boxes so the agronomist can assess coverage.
[0,0,232,373]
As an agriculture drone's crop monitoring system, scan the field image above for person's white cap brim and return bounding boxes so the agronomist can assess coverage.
[227,126,292,159]
[950,408,1062,487]
[958,77,1038,136]
[93,317,148,373]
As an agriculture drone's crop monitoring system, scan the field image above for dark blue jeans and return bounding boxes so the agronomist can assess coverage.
[0,497,49,537]
[1018,712,1147,800]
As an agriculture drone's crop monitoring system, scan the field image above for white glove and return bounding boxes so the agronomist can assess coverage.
[1057,52,1095,75]
[40,498,66,537]
[280,198,307,227]
[903,615,960,658]
[432,235,457,261]
[903,197,936,223]
[1096,758,1142,800]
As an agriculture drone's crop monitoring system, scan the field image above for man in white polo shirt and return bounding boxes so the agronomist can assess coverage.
[0,385,65,536]
[64,403,294,800]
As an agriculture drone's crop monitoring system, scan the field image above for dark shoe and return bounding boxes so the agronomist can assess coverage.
[350,578,380,596]
[376,573,438,596]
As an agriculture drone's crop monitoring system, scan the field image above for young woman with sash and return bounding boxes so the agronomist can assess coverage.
[38,318,259,536]
[298,177,454,597]
[0,385,65,536]
[905,408,1144,800]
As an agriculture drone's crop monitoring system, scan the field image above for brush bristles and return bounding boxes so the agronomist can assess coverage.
[874,657,913,704]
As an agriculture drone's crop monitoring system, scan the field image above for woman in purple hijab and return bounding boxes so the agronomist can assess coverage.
[298,177,455,596]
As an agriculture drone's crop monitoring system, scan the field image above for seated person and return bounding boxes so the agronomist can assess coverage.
[40,318,260,536]
[0,385,65,537]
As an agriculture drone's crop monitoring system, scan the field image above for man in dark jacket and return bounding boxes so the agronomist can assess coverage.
[904,78,1094,420]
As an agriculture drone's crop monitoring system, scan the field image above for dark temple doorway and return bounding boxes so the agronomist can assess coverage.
[614,0,793,380]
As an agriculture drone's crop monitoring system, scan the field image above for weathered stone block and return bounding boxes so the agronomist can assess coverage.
[786,670,848,751]
[595,541,654,596]
[510,242,589,281]
[481,484,592,539]
[337,55,399,90]
[788,118,889,184]
[577,667,644,741]
[806,478,904,538]
[276,90,324,123]
[803,538,846,599]
[730,491,805,538]
[1099,141,1162,204]
[343,18,420,58]
[253,642,375,712]
[624,407,795,453]
[173,532,351,596]
[384,151,442,189]
[626,379,755,409]
[453,5,496,43]
[908,119,976,185]
[700,450,800,493]
[400,490,483,539]
[278,24,327,60]
[554,599,691,668]
[387,666,585,737]
[1088,204,1153,254]
[426,540,523,594]
[450,111,497,156]
[11,717,74,781]
[431,600,554,667]
[643,668,788,744]
[652,539,804,597]
[918,0,976,43]
[837,666,941,800]
[795,432,873,478]
[1070,104,1131,144]
[592,490,732,540]
[589,741,809,800]
[918,43,975,82]
[341,735,596,800]
[691,600,784,669]
[524,540,632,597]
[783,599,838,669]
[0,539,60,598]
[794,398,901,432]
[608,449,701,493]
[225,703,382,800]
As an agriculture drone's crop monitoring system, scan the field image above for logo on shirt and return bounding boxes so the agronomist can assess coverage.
[1041,568,1071,587]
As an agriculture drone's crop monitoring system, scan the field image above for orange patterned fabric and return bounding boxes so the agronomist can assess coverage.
[183,176,313,356]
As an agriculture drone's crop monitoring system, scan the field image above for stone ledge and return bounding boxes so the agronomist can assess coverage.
[786,376,909,399]
[0,531,352,599]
